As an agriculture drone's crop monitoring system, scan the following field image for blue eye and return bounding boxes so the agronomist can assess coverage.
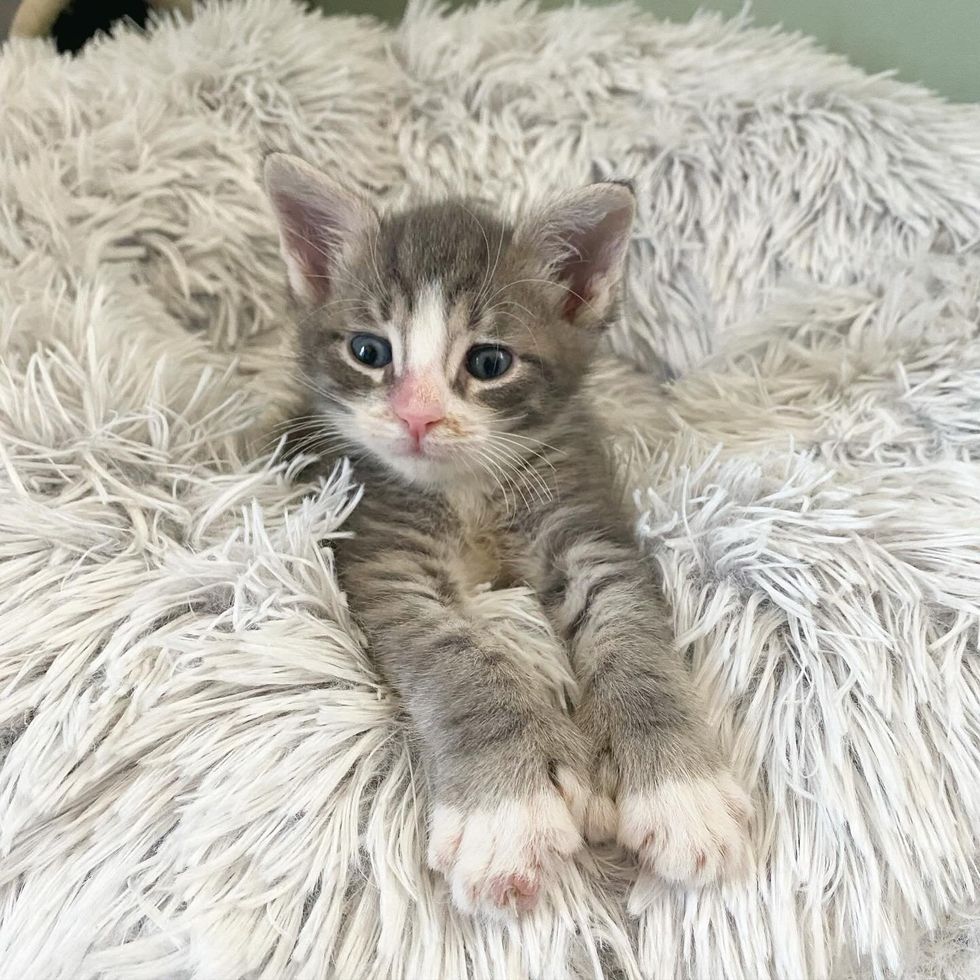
[466,345,513,380]
[349,334,392,368]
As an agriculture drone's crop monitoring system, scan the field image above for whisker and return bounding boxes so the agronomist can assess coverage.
[459,203,506,312]
[483,298,536,321]
[484,276,595,319]
[294,370,350,407]
[483,309,545,363]
[267,411,338,433]
[487,423,566,457]
[477,444,536,512]
[489,437,559,481]
[490,429,561,461]
[366,228,386,297]
[291,298,374,335]
[489,440,554,504]
[473,446,519,513]
[499,437,557,499]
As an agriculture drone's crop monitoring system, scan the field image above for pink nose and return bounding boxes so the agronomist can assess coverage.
[393,404,445,444]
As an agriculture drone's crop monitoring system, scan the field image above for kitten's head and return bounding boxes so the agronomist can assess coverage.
[265,154,634,488]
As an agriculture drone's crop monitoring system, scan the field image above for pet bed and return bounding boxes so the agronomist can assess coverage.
[3,1,980,976]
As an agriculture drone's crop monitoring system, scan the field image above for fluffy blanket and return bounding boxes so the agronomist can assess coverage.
[4,1,980,977]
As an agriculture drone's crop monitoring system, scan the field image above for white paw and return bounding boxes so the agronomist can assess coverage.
[427,776,585,916]
[617,772,753,886]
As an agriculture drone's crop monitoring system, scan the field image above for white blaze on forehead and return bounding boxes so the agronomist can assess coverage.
[404,282,448,374]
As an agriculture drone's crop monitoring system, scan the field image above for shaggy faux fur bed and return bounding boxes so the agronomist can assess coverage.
[4,1,980,977]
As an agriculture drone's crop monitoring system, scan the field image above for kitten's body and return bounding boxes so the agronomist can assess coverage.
[265,156,752,916]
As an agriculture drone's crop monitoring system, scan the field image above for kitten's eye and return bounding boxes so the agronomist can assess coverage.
[349,333,392,368]
[466,345,513,380]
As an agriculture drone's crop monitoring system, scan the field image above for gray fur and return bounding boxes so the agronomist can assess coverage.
[265,153,744,910]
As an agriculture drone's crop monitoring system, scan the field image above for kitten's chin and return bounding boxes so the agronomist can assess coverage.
[385,456,464,487]
[371,445,471,488]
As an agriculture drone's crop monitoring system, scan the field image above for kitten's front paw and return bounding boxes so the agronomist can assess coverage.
[617,771,753,886]
[427,767,586,917]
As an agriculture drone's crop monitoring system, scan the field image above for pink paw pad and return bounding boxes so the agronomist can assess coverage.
[428,793,582,917]
[489,872,540,911]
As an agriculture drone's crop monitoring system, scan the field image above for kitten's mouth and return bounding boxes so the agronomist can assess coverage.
[405,439,441,459]
[395,435,456,464]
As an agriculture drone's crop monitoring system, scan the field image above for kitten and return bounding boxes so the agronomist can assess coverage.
[264,154,752,917]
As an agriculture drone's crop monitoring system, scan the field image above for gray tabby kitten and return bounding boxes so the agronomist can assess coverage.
[265,154,752,917]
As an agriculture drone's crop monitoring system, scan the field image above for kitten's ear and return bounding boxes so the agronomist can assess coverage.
[264,153,378,304]
[519,182,635,326]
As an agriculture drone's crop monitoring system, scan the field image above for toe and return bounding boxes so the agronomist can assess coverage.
[489,871,541,912]
[427,804,465,874]
[620,772,754,886]
[551,764,589,828]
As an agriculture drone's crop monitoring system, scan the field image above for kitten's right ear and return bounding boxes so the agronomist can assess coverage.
[264,153,378,304]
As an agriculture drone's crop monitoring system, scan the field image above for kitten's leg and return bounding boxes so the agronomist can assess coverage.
[340,536,590,917]
[534,508,752,886]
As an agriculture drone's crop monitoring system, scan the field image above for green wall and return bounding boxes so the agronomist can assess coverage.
[648,0,980,104]
[316,0,980,104]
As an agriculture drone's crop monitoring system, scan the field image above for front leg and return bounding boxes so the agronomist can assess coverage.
[339,525,590,916]
[533,506,753,886]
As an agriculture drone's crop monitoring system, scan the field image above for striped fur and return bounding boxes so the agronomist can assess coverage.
[266,155,752,916]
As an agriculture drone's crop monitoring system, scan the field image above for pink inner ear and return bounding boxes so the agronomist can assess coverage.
[265,155,378,306]
[563,289,585,319]
[540,191,633,320]
[272,193,339,303]
[562,211,632,317]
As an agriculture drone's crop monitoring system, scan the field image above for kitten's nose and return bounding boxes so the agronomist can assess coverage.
[391,375,445,446]
[393,404,445,444]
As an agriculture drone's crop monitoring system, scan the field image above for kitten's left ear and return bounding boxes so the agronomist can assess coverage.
[264,153,379,304]
[519,182,635,327]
